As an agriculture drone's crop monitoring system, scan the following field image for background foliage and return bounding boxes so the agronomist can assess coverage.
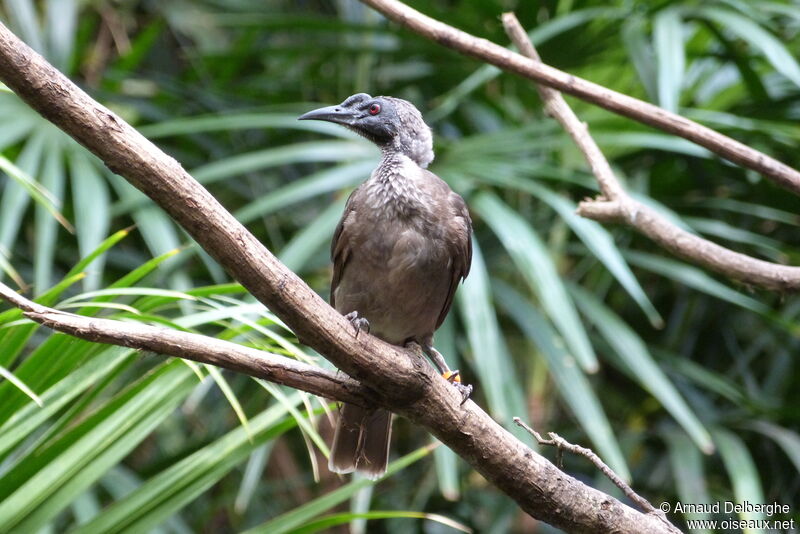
[1,0,799,532]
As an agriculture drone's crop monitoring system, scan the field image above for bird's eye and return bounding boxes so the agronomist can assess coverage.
[368,103,381,115]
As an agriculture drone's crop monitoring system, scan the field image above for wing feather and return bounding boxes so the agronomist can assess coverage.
[330,187,361,308]
[424,171,472,329]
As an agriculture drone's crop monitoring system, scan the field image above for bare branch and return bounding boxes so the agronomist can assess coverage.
[0,281,373,406]
[501,12,800,292]
[0,20,679,534]
[513,418,682,534]
[360,0,800,197]
[501,13,624,202]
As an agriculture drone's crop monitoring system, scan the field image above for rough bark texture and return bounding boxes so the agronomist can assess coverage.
[0,20,679,534]
[360,0,800,197]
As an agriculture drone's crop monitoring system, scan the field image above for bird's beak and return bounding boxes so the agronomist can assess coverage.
[298,105,357,126]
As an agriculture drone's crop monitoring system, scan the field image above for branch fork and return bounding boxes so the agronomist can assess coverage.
[500,12,800,293]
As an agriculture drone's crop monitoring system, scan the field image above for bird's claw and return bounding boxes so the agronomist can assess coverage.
[443,369,472,405]
[343,311,370,338]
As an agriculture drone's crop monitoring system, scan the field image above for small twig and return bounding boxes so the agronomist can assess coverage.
[501,12,800,292]
[513,418,681,534]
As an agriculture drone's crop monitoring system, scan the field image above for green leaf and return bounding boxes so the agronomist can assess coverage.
[0,132,72,253]
[139,112,360,140]
[0,249,25,289]
[0,361,195,532]
[63,227,132,281]
[664,431,713,531]
[654,8,686,112]
[205,366,252,441]
[0,347,133,459]
[0,364,42,407]
[45,0,78,71]
[68,151,110,291]
[473,192,598,372]
[570,284,713,454]
[291,511,470,534]
[72,397,303,534]
[191,141,376,185]
[456,240,529,439]
[429,7,626,121]
[4,0,45,54]
[491,175,662,327]
[58,287,197,307]
[244,446,435,534]
[495,282,630,481]
[624,251,770,315]
[745,421,800,474]
[235,160,372,223]
[622,16,658,101]
[694,7,800,88]
[712,428,765,531]
[107,173,183,268]
[34,134,68,292]
[279,199,344,272]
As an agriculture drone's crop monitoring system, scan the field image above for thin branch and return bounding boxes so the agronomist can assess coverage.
[360,0,800,197]
[501,13,624,202]
[0,281,372,406]
[501,12,800,292]
[0,20,678,534]
[513,418,682,534]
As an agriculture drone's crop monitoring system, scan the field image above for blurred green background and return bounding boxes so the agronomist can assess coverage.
[0,0,799,532]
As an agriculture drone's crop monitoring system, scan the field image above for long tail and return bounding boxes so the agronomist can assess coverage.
[329,403,392,479]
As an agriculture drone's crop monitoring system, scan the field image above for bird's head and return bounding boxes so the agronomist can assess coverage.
[299,93,434,168]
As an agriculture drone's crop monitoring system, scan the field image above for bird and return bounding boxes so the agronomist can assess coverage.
[299,93,472,479]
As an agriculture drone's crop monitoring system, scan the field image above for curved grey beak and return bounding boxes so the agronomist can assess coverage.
[298,104,357,125]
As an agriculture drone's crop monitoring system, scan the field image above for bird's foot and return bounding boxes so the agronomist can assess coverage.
[417,345,473,406]
[443,370,473,405]
[343,311,370,338]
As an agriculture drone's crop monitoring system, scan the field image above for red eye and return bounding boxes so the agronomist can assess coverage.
[368,103,381,115]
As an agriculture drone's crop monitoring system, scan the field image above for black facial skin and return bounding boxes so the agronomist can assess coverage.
[298,93,399,145]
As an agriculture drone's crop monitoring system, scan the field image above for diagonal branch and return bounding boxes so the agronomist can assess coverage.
[359,0,800,197]
[502,12,800,292]
[0,20,678,534]
[0,281,373,406]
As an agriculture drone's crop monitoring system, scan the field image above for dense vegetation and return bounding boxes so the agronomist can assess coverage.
[0,0,798,532]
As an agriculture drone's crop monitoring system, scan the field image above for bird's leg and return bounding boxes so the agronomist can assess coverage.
[426,346,473,405]
[343,311,370,338]
[406,342,473,405]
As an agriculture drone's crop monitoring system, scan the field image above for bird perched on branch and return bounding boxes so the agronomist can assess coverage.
[299,93,472,479]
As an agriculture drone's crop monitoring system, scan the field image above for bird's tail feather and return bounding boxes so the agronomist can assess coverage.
[329,403,392,479]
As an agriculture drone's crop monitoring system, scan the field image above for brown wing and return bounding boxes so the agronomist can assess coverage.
[425,170,472,330]
[330,187,362,308]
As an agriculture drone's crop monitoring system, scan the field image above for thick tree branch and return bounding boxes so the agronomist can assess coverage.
[360,0,800,197]
[502,12,800,292]
[0,21,678,534]
[0,281,373,406]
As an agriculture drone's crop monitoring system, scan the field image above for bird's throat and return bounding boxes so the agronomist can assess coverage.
[365,152,428,217]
